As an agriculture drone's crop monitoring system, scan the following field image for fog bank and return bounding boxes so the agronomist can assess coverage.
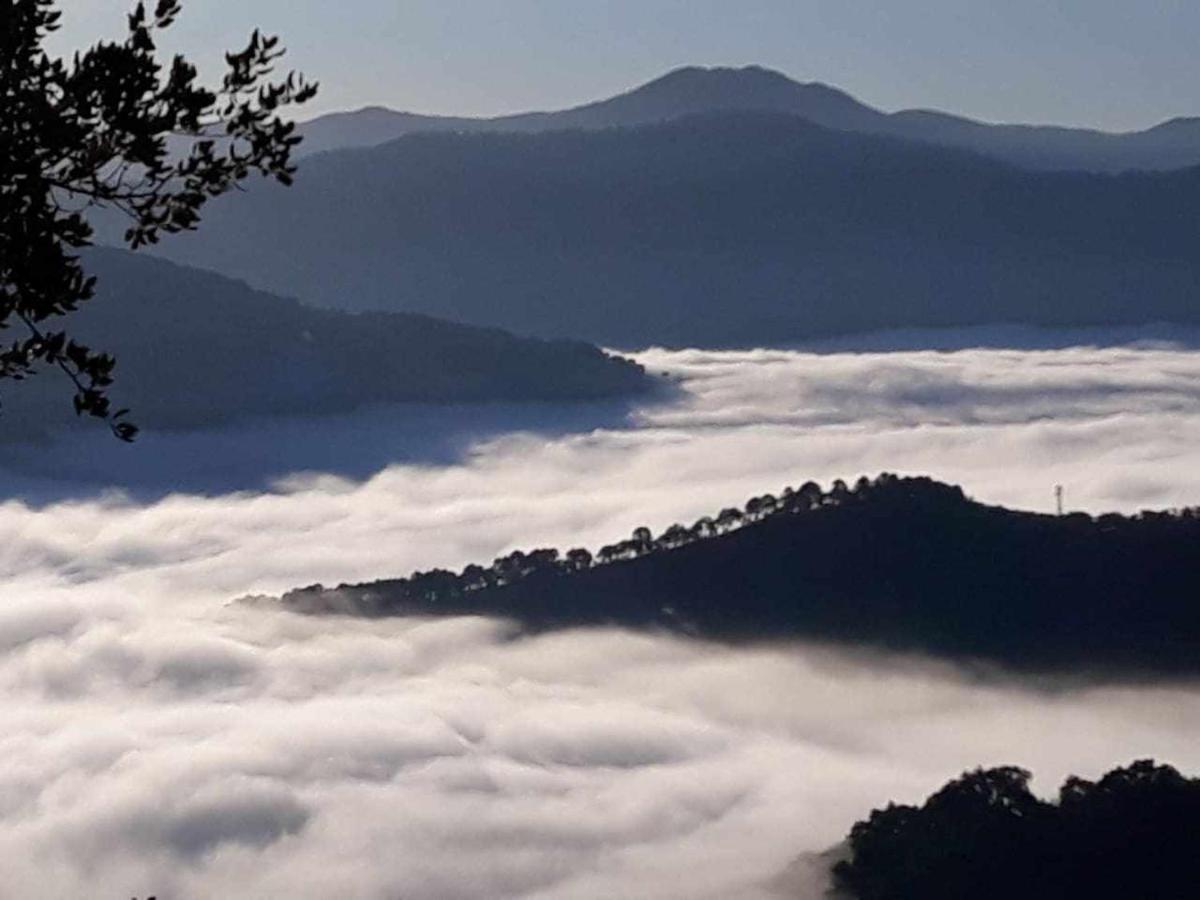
[1,339,1198,897]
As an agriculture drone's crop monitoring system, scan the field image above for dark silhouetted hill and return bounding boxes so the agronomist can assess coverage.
[0,250,650,440]
[152,112,1200,347]
[833,760,1200,900]
[279,474,1200,674]
[296,65,1200,172]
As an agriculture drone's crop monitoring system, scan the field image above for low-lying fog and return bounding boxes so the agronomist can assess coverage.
[2,333,1199,898]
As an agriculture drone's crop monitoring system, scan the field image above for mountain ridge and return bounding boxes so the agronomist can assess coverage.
[0,249,652,440]
[277,473,1200,675]
[296,64,1200,172]
[149,110,1200,347]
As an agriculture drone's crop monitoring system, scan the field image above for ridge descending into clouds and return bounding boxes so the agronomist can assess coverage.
[1,337,1199,898]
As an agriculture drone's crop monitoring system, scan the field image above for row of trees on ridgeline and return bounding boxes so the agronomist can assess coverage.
[283,472,1200,612]
[303,474,905,608]
[278,473,1200,672]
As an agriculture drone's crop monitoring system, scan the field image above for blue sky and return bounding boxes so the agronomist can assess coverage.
[56,1,1198,130]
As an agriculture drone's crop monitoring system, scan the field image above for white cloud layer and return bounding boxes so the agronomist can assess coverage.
[1,337,1199,898]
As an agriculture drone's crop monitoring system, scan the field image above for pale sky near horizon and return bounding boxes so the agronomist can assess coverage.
[55,1,1199,131]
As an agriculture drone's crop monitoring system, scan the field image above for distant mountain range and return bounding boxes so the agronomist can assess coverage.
[148,111,1200,347]
[0,250,649,441]
[278,474,1200,675]
[298,65,1200,173]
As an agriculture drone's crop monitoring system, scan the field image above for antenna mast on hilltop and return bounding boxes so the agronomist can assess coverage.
[1055,485,1064,517]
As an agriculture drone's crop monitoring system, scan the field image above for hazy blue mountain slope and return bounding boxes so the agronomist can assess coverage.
[295,66,885,154]
[296,65,1200,172]
[297,106,480,157]
[0,250,650,440]
[151,112,1200,347]
[884,107,1200,172]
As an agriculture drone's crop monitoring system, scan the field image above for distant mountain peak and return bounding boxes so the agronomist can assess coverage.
[556,63,883,132]
[295,66,1200,172]
[644,63,802,87]
[621,64,867,105]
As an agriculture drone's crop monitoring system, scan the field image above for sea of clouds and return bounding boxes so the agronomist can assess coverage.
[1,334,1199,898]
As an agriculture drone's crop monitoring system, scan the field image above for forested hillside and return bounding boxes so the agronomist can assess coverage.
[152,113,1200,346]
[0,250,650,440]
[833,760,1200,900]
[281,474,1200,673]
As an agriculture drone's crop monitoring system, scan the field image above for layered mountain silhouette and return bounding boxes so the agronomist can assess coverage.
[298,65,1200,173]
[0,250,649,441]
[149,111,1200,347]
[279,474,1200,675]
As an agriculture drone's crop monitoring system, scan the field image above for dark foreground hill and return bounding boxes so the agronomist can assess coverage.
[831,760,1200,900]
[0,250,650,440]
[151,113,1200,347]
[280,474,1200,674]
[298,65,1200,173]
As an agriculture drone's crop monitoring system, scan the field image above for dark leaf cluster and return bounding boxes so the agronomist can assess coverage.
[0,1,316,439]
